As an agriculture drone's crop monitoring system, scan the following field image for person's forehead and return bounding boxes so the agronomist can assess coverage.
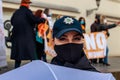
[64,30,79,34]
[61,31,81,36]
[81,18,84,20]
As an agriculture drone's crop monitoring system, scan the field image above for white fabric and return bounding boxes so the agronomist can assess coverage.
[44,31,57,57]
[42,13,53,29]
[0,60,115,80]
[42,13,47,19]
[0,0,7,67]
[47,16,53,30]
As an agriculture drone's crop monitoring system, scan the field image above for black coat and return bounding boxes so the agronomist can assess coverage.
[51,51,98,72]
[90,22,117,32]
[11,6,44,60]
[90,22,117,37]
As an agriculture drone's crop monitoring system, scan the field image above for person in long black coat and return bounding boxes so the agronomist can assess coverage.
[10,0,45,68]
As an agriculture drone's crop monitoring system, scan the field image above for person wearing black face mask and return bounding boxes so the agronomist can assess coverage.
[51,16,98,72]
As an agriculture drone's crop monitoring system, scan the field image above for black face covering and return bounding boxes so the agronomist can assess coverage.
[54,43,83,63]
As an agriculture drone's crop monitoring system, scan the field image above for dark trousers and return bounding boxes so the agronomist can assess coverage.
[15,60,32,68]
[36,41,44,60]
[90,58,103,64]
[15,60,21,68]
[41,53,47,62]
[36,41,47,62]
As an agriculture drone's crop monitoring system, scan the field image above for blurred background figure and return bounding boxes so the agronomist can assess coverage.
[90,14,120,66]
[10,0,45,68]
[38,8,54,62]
[56,14,62,20]
[78,17,86,33]
[44,8,54,30]
[34,9,45,61]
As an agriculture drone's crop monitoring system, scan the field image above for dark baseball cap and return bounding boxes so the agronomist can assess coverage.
[53,16,84,38]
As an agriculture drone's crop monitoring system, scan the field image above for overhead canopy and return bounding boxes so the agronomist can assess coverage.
[96,0,120,18]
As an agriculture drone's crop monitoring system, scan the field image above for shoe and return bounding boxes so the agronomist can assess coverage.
[99,61,103,64]
[93,62,98,64]
[103,62,110,66]
[99,58,103,64]
[91,62,98,64]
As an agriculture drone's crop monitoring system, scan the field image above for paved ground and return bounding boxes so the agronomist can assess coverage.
[93,57,120,80]
[94,56,120,73]
[1,55,120,73]
[0,49,120,79]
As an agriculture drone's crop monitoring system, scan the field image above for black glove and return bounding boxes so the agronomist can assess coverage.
[40,18,46,23]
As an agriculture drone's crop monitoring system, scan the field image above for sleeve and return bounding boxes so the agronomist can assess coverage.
[90,24,96,32]
[10,11,16,26]
[100,24,117,30]
[26,9,45,24]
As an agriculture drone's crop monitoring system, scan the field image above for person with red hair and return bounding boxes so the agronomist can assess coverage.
[34,9,46,61]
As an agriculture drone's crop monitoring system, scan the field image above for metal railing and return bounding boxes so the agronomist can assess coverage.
[4,20,12,48]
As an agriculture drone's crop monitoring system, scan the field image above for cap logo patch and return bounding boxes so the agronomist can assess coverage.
[64,17,74,24]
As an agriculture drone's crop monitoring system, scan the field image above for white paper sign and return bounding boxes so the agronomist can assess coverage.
[84,32,107,59]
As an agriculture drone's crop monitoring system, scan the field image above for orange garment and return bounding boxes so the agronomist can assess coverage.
[20,3,29,8]
[81,25,85,30]
[37,22,55,57]
[37,21,48,37]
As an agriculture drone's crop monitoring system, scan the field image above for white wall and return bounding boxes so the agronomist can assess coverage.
[3,8,14,37]
[108,26,120,56]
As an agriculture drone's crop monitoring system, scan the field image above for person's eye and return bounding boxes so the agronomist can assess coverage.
[59,37,66,41]
[73,37,81,41]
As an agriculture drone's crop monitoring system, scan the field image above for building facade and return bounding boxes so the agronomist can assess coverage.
[2,0,120,56]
